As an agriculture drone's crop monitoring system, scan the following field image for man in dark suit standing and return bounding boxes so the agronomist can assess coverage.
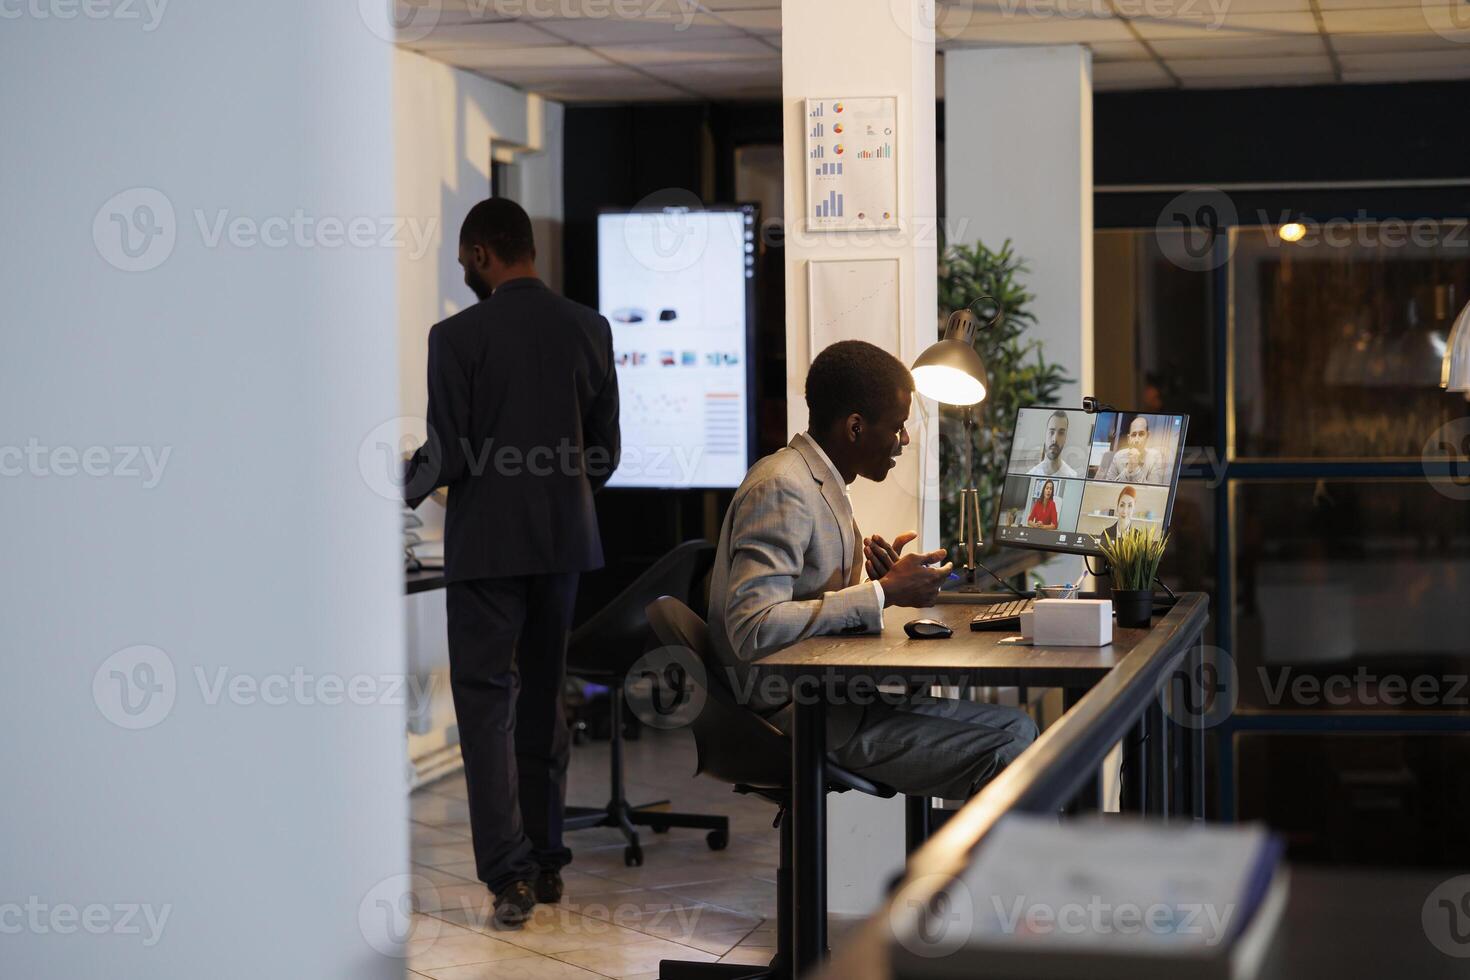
[403,198,620,928]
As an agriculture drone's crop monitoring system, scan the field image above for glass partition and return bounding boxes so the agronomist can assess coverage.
[1229,223,1470,460]
[1231,478,1470,713]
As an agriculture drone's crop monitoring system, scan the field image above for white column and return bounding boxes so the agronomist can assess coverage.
[781,0,939,915]
[944,45,1094,404]
[944,44,1094,585]
[1,5,404,976]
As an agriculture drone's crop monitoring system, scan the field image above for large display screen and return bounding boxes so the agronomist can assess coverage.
[994,407,1189,556]
[597,205,756,489]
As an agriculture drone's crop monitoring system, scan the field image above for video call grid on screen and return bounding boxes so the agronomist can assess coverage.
[996,406,1188,556]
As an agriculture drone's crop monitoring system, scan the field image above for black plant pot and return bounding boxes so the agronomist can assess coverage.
[1112,589,1154,628]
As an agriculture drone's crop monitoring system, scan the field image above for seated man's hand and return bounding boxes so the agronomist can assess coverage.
[863,531,917,580]
[878,548,953,608]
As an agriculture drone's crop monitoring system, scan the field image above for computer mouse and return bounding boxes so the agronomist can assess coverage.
[904,618,953,640]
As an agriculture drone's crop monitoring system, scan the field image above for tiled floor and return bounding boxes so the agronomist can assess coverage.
[405,726,856,979]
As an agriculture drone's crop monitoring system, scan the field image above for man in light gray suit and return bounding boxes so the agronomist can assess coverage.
[709,340,1037,800]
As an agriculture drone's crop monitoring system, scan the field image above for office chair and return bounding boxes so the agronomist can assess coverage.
[645,595,897,980]
[564,539,730,868]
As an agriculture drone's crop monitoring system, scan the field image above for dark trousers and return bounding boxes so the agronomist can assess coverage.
[445,572,578,892]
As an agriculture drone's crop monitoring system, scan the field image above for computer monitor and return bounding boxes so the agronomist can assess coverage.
[993,406,1189,557]
[596,204,758,489]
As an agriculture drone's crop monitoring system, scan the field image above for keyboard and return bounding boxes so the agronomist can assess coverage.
[969,598,1035,632]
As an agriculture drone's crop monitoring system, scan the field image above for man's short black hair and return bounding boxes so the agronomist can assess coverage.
[805,340,914,432]
[460,197,535,264]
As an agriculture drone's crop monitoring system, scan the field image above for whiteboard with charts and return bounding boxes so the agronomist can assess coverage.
[803,97,898,232]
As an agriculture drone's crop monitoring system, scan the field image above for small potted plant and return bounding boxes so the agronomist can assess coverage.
[1097,527,1168,628]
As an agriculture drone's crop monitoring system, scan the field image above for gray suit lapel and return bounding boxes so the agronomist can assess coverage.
[789,435,854,580]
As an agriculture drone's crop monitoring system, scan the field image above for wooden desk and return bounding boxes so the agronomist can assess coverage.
[405,568,445,595]
[754,593,1211,975]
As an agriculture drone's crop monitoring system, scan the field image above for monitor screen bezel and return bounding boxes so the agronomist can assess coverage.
[595,202,759,491]
[992,405,1191,558]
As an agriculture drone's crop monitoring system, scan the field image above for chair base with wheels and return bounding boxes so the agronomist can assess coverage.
[563,685,730,867]
[565,540,730,867]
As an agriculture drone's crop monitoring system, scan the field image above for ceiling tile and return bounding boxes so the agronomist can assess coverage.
[710,8,782,32]
[592,36,778,64]
[1330,30,1470,50]
[1315,0,1427,7]
[643,56,782,81]
[1148,33,1327,56]
[1180,0,1311,11]
[1130,11,1318,37]
[1168,52,1334,76]
[534,13,739,43]
[430,44,611,68]
[467,63,652,85]
[948,16,1137,42]
[1321,5,1469,32]
[537,78,691,101]
[1182,70,1338,85]
[1088,39,1156,59]
[1092,59,1176,89]
[1343,62,1470,81]
[1339,47,1470,69]
[405,21,563,51]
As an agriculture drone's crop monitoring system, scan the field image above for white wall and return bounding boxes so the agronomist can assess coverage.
[781,0,939,916]
[944,45,1094,587]
[1,4,404,977]
[944,46,1094,407]
[394,47,565,425]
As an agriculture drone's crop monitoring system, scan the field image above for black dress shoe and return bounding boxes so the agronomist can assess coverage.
[492,880,537,930]
[534,869,564,904]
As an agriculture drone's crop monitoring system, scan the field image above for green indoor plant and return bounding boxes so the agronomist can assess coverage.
[1097,527,1169,627]
[936,239,1071,559]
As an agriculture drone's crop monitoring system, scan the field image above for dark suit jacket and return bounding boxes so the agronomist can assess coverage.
[403,277,620,581]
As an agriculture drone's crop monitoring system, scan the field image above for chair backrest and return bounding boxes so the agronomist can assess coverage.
[645,595,789,791]
[568,540,715,672]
